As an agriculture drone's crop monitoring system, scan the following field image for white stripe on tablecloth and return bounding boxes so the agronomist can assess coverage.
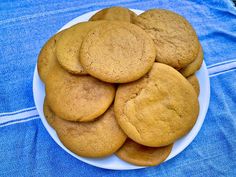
[0,106,36,116]
[209,68,236,78]
[207,59,236,69]
[0,109,39,124]
[208,61,236,77]
[0,116,40,128]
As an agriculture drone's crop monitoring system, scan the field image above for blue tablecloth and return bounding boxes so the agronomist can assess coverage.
[0,0,236,176]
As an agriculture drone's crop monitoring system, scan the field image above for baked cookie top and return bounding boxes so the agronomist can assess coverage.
[45,63,115,122]
[114,63,199,147]
[134,9,199,69]
[89,6,137,22]
[43,98,56,128]
[37,31,63,82]
[187,74,200,96]
[56,21,104,74]
[54,106,127,158]
[180,44,203,77]
[116,139,173,166]
[80,21,156,83]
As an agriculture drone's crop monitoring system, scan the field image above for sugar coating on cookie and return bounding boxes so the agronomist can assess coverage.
[43,98,56,128]
[115,63,199,147]
[116,139,173,166]
[134,9,199,69]
[180,44,203,77]
[89,6,137,22]
[187,74,200,96]
[56,22,104,74]
[37,31,63,82]
[80,21,156,83]
[54,106,127,158]
[45,63,116,122]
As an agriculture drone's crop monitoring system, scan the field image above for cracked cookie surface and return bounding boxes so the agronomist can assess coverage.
[114,63,199,147]
[116,139,173,166]
[45,62,115,122]
[134,9,199,69]
[80,21,156,83]
[44,102,127,158]
[89,6,137,22]
[56,21,104,74]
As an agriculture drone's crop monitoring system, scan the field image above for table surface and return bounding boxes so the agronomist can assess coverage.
[0,0,236,177]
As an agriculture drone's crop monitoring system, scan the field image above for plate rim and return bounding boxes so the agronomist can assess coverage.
[33,8,211,170]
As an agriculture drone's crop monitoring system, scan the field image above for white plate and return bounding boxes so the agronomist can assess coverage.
[33,9,210,170]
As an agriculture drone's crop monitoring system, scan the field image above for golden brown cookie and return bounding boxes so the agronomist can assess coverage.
[114,63,199,147]
[134,9,199,69]
[89,6,137,22]
[116,139,173,166]
[54,106,127,158]
[180,44,203,77]
[45,63,116,122]
[43,98,56,128]
[187,74,200,96]
[56,21,104,74]
[80,21,156,83]
[37,31,63,82]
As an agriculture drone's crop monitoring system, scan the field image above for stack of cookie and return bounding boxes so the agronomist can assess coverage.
[38,7,202,166]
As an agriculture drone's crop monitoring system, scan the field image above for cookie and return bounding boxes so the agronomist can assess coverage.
[56,21,104,74]
[116,139,173,166]
[180,44,203,77]
[45,63,115,122]
[89,6,137,23]
[54,106,127,158]
[43,98,56,128]
[134,9,199,69]
[80,21,156,83]
[187,74,200,96]
[37,31,63,82]
[114,63,199,147]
